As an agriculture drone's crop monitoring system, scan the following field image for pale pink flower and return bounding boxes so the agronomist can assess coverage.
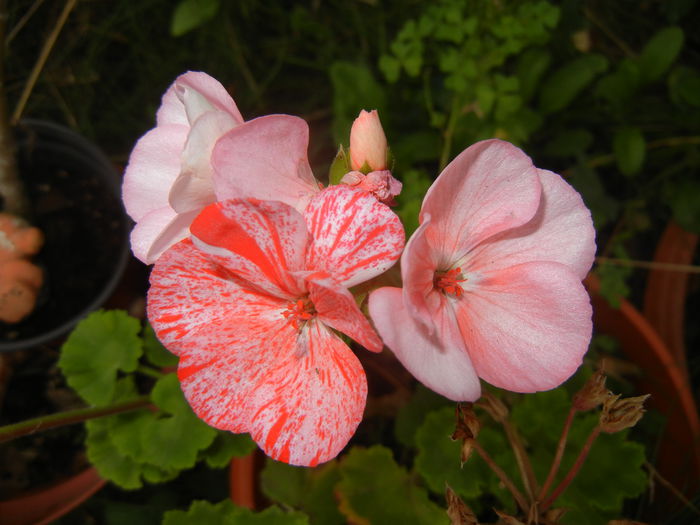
[122,72,321,264]
[340,169,402,206]
[123,71,244,264]
[350,109,388,172]
[147,185,404,466]
[368,139,596,401]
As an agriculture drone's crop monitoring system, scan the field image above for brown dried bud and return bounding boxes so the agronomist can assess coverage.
[543,508,568,523]
[494,509,525,525]
[446,485,478,525]
[477,391,509,422]
[452,403,480,465]
[572,370,611,411]
[600,394,650,433]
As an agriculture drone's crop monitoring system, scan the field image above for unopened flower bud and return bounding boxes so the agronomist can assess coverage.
[451,403,480,465]
[340,170,402,205]
[572,370,611,411]
[350,109,388,172]
[600,394,650,433]
[446,485,478,524]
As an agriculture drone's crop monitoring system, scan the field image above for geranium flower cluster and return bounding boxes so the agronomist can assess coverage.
[123,72,595,467]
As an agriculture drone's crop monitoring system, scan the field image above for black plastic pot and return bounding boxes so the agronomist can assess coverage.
[0,119,129,352]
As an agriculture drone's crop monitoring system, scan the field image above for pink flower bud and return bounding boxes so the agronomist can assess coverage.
[350,110,388,172]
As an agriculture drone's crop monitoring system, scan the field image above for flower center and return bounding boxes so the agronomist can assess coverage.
[434,267,467,297]
[282,297,317,330]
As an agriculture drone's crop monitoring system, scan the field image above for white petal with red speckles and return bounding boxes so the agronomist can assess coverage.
[147,238,294,433]
[243,321,367,466]
[304,186,405,288]
[305,271,383,352]
[190,199,309,299]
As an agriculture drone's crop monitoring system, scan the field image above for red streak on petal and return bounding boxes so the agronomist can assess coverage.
[178,360,213,381]
[265,412,289,452]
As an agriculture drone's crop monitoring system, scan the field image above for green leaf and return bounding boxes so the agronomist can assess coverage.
[162,500,310,525]
[141,374,217,470]
[59,310,142,406]
[613,127,646,176]
[594,59,640,105]
[328,146,350,186]
[142,322,178,368]
[330,62,386,146]
[516,48,551,103]
[668,66,700,108]
[261,459,345,524]
[394,384,452,447]
[394,170,435,237]
[637,27,684,84]
[544,129,593,157]
[539,54,608,114]
[567,164,619,229]
[202,432,257,468]
[336,446,449,525]
[379,55,401,83]
[666,177,700,233]
[414,407,513,506]
[170,0,220,37]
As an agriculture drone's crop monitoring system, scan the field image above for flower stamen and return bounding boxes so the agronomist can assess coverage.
[282,297,317,330]
[434,267,467,297]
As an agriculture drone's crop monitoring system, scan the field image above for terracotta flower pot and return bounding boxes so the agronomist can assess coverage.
[0,119,129,352]
[0,465,105,525]
[586,275,700,515]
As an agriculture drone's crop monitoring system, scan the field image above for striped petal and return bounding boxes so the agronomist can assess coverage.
[147,238,293,433]
[305,271,383,352]
[190,199,309,299]
[243,321,367,466]
[304,185,405,288]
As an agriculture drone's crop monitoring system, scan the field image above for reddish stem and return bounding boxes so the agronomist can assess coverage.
[538,406,577,501]
[541,425,601,511]
[473,439,530,515]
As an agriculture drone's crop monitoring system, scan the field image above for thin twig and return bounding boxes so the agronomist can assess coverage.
[583,6,635,58]
[541,426,601,511]
[644,461,700,517]
[0,395,152,443]
[6,0,45,44]
[11,0,78,124]
[538,406,577,501]
[502,418,540,500]
[473,439,530,515]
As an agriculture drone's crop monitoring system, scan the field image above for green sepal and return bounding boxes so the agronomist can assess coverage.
[328,145,350,185]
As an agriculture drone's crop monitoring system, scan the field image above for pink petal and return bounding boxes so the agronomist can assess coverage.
[212,115,319,211]
[305,271,383,352]
[129,207,198,264]
[190,199,309,299]
[400,217,440,332]
[122,125,188,221]
[156,71,244,127]
[243,321,367,466]
[454,261,592,392]
[304,186,405,288]
[147,238,293,433]
[368,287,482,401]
[169,110,240,213]
[464,169,596,280]
[349,109,388,171]
[421,139,541,264]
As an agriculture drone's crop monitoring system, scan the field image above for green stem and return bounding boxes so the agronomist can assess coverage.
[538,406,577,501]
[137,364,165,379]
[0,395,152,444]
[541,425,601,511]
[438,95,461,171]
